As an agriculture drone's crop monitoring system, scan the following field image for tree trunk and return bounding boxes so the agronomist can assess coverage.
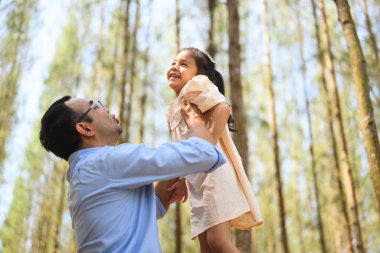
[334,0,380,219]
[262,1,289,252]
[0,176,30,253]
[123,0,140,143]
[174,0,181,52]
[52,164,67,253]
[105,7,121,108]
[117,0,131,142]
[207,0,217,58]
[318,0,364,251]
[360,0,380,98]
[312,1,355,252]
[174,1,182,252]
[226,0,251,251]
[297,3,327,252]
[137,0,152,143]
[332,207,344,253]
[31,177,54,253]
[90,0,105,98]
[0,0,36,175]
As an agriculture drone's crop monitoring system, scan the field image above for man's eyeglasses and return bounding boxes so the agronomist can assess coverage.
[77,100,105,123]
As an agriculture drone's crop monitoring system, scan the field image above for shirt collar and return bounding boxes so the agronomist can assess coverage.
[68,147,102,164]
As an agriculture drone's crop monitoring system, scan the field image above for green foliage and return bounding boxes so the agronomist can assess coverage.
[30,160,67,253]
[0,0,37,175]
[43,14,82,101]
[0,176,31,253]
[27,4,86,251]
[158,203,198,253]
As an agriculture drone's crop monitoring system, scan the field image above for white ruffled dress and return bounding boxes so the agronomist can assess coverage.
[166,75,263,238]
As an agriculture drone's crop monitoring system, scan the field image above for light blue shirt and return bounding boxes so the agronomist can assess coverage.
[66,137,225,253]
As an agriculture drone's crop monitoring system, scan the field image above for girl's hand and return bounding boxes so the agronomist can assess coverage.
[168,178,188,204]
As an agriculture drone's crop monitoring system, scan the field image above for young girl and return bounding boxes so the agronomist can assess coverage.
[166,47,263,253]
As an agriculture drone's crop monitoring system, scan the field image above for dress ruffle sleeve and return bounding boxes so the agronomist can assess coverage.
[181,75,226,113]
[168,75,226,132]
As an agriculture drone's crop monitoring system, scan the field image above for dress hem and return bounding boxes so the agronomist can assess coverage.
[190,208,261,239]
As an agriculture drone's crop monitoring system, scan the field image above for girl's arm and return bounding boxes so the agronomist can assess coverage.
[208,102,231,145]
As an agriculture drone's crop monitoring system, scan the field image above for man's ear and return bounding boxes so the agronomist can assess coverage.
[75,122,95,137]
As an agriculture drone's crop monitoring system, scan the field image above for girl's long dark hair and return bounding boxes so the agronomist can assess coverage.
[178,47,236,131]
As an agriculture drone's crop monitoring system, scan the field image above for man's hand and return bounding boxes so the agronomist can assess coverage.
[154,178,178,210]
[180,97,215,144]
[180,97,206,127]
[168,178,188,204]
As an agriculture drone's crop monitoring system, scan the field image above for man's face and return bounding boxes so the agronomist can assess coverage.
[66,98,122,144]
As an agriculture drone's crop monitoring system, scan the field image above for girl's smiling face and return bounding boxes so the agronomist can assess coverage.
[167,50,198,96]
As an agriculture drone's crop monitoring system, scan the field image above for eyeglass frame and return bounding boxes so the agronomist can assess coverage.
[77,100,105,123]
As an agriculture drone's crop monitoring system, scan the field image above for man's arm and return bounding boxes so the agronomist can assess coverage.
[106,98,225,189]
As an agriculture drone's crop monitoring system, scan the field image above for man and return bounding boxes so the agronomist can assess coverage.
[39,96,225,253]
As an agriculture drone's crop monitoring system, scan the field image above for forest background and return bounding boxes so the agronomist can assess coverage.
[0,0,379,252]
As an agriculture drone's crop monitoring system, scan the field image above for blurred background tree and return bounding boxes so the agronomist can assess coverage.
[0,0,379,252]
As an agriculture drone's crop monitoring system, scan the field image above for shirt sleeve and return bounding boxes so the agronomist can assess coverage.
[104,137,226,188]
[155,195,166,219]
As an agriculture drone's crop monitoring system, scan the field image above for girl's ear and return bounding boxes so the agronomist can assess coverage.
[75,122,95,137]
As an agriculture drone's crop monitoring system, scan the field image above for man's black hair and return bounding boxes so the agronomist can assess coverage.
[40,95,83,160]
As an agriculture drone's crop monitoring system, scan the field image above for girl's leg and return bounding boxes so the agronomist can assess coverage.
[198,231,213,253]
[206,221,240,253]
